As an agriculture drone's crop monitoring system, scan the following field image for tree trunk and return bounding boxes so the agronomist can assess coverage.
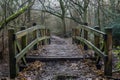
[40,12,45,25]
[27,0,32,22]
[0,2,34,30]
[84,9,87,24]
[97,0,101,29]
[27,8,31,22]
[83,0,89,24]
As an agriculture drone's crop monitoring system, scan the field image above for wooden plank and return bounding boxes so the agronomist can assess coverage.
[16,40,22,52]
[94,27,100,63]
[75,36,107,58]
[26,56,84,62]
[76,25,106,36]
[15,36,50,62]
[84,29,88,50]
[15,25,45,39]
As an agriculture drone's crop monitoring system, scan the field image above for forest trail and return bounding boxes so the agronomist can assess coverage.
[27,36,104,80]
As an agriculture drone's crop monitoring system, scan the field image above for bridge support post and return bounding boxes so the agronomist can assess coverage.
[33,30,38,50]
[45,29,48,44]
[72,28,75,44]
[21,27,27,51]
[8,28,17,79]
[43,29,46,45]
[94,27,100,63]
[104,27,112,76]
[47,29,51,44]
[76,29,80,44]
[84,29,88,50]
[21,27,27,65]
[40,29,45,45]
[72,28,80,44]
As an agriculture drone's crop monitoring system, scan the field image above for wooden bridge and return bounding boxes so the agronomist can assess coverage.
[8,24,112,79]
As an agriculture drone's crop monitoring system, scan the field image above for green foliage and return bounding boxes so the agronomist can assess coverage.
[113,46,120,69]
[112,24,120,46]
[112,24,120,40]
[105,17,120,46]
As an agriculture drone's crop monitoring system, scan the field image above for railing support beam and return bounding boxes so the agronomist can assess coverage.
[84,29,88,50]
[94,26,100,63]
[8,28,17,79]
[104,27,112,76]
[21,27,27,51]
[33,30,38,50]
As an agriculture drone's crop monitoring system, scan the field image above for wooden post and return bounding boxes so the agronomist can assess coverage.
[94,26,100,48]
[94,26,100,61]
[84,29,88,50]
[21,27,27,65]
[32,23,38,50]
[45,29,47,44]
[76,29,80,44]
[104,27,112,76]
[72,28,75,44]
[48,29,51,44]
[8,28,17,79]
[21,27,27,50]
[40,29,45,45]
[47,29,51,44]
[42,29,45,45]
[39,29,42,45]
[75,28,77,43]
[33,30,37,50]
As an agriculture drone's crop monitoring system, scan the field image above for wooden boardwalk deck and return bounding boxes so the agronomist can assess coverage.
[23,36,105,80]
[27,36,85,62]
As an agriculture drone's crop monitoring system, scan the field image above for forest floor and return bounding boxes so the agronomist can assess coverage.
[0,36,120,80]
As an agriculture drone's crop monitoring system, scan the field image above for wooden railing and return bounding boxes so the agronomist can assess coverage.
[72,25,112,76]
[8,25,50,79]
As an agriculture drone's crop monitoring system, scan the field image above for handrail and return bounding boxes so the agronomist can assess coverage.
[76,25,106,36]
[8,25,51,79]
[15,25,45,39]
[75,36,107,58]
[72,25,112,76]
[15,36,50,62]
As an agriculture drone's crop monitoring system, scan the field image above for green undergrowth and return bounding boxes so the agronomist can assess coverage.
[113,46,120,69]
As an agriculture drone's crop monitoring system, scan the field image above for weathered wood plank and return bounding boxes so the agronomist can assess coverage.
[26,56,84,62]
[76,25,106,36]
[84,29,88,50]
[15,25,45,39]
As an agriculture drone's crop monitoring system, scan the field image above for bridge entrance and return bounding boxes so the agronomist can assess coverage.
[8,24,112,79]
